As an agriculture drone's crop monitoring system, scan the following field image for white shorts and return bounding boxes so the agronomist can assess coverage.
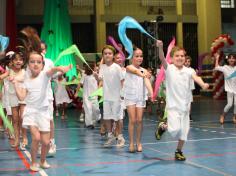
[22,106,51,132]
[167,108,190,141]
[124,99,146,108]
[103,100,122,121]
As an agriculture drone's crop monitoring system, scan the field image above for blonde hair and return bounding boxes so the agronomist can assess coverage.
[170,46,186,57]
[101,45,116,55]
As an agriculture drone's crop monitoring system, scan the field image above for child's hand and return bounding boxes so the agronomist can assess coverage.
[213,52,220,60]
[202,83,209,90]
[62,64,72,73]
[93,71,99,79]
[156,40,163,48]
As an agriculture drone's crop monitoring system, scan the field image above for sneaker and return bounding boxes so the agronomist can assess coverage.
[20,142,26,151]
[116,135,125,148]
[40,161,51,169]
[104,135,116,147]
[48,142,56,156]
[79,113,85,122]
[30,164,40,172]
[155,122,166,140]
[175,150,186,161]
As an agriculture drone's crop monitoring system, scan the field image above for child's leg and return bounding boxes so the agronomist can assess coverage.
[221,92,233,124]
[19,104,28,146]
[177,140,185,151]
[136,107,144,152]
[29,126,40,166]
[40,132,50,166]
[11,106,20,147]
[233,93,236,124]
[127,105,136,152]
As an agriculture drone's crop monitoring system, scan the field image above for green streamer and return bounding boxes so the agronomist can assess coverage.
[89,87,103,100]
[77,88,83,98]
[0,103,14,135]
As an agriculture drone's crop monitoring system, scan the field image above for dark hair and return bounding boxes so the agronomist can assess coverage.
[84,63,95,75]
[41,40,47,49]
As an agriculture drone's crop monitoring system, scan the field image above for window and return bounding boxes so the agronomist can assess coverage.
[221,0,235,8]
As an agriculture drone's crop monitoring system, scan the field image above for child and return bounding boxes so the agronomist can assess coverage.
[54,75,72,120]
[156,40,209,160]
[13,51,71,171]
[113,52,126,147]
[98,45,124,147]
[0,51,27,149]
[214,52,236,124]
[75,63,100,129]
[124,47,153,152]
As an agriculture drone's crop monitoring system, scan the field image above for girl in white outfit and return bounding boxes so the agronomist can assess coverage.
[214,53,236,124]
[75,63,100,128]
[54,75,72,119]
[13,51,71,172]
[124,47,153,153]
[0,51,27,148]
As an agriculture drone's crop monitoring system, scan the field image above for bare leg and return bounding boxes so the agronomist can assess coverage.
[136,107,144,152]
[127,105,136,152]
[29,126,40,166]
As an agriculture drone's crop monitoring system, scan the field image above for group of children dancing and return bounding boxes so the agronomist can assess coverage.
[1,26,236,172]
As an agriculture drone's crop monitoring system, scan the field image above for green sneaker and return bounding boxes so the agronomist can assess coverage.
[155,122,166,140]
[175,150,186,161]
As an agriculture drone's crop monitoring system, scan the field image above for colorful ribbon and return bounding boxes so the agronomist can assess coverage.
[107,36,126,62]
[0,35,9,51]
[0,103,14,135]
[118,16,157,59]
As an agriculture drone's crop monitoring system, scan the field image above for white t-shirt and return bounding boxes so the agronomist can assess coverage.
[215,65,236,93]
[22,71,50,109]
[165,64,194,111]
[80,74,98,99]
[99,63,123,101]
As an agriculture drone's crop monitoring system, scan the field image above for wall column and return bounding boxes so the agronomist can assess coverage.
[176,0,183,47]
[197,0,222,54]
[94,0,106,52]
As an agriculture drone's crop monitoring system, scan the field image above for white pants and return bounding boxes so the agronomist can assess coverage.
[224,92,236,114]
[167,108,190,141]
[83,98,101,126]
[103,100,122,121]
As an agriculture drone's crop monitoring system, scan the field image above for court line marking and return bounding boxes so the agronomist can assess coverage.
[145,146,233,176]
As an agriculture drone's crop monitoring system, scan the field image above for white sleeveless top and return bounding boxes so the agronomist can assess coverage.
[123,67,147,101]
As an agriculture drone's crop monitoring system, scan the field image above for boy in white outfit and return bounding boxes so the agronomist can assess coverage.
[99,45,124,147]
[156,40,209,161]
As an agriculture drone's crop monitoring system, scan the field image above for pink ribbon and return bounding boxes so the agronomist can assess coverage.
[153,38,176,100]
[107,36,126,62]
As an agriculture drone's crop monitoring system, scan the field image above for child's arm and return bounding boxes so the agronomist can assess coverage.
[156,40,167,69]
[0,70,9,80]
[192,74,209,90]
[13,81,27,101]
[46,64,72,77]
[74,83,82,97]
[214,52,220,68]
[144,77,154,100]
[126,65,146,78]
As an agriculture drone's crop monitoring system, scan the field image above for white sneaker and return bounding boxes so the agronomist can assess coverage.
[48,143,56,156]
[104,135,116,148]
[30,164,40,172]
[20,142,26,151]
[116,135,125,148]
[79,113,85,122]
[40,161,51,169]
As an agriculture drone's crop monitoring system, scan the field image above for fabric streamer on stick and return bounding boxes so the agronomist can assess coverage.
[107,36,126,62]
[0,103,14,135]
[226,71,236,80]
[77,88,83,98]
[54,45,93,71]
[118,16,157,59]
[89,87,103,100]
[0,35,9,51]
